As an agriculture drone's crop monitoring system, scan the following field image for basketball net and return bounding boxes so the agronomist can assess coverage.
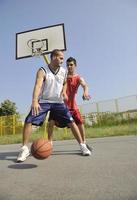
[27,39,49,64]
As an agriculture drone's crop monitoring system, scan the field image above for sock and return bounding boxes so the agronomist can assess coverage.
[50,140,53,146]
[80,143,86,147]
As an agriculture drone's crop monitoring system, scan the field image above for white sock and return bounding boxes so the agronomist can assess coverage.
[80,143,86,147]
[50,140,53,146]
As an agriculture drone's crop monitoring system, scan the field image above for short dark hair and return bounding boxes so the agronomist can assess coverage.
[66,57,77,65]
[50,49,62,60]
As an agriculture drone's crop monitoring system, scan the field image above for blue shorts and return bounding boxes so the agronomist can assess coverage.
[25,103,74,126]
[48,110,69,128]
[49,109,83,128]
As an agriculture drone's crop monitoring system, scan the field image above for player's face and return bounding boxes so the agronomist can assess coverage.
[55,52,64,65]
[67,61,76,73]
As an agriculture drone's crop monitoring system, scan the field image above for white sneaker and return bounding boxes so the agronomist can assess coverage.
[17,145,30,162]
[80,143,91,156]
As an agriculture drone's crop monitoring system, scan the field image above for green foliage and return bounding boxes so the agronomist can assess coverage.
[1,110,137,144]
[0,99,19,116]
[0,122,137,145]
[87,112,137,127]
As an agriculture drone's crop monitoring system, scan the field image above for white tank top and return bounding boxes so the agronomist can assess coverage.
[39,65,67,103]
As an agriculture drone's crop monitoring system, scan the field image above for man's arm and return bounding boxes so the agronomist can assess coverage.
[31,69,45,116]
[60,71,68,101]
[79,77,91,100]
[61,80,68,101]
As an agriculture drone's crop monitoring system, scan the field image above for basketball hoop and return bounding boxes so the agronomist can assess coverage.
[27,39,44,58]
[32,48,43,57]
[16,24,66,60]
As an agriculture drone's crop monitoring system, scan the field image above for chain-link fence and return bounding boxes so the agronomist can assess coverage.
[0,114,23,136]
[80,95,137,114]
[79,95,137,126]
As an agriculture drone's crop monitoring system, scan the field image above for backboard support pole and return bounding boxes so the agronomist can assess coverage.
[43,54,49,64]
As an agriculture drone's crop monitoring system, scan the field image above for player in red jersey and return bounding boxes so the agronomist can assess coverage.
[48,57,92,151]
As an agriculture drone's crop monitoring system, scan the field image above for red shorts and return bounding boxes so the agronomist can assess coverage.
[69,109,83,125]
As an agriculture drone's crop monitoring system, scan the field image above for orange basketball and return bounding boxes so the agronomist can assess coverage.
[31,138,52,160]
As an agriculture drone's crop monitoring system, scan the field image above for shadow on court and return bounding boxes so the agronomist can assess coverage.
[52,149,81,156]
[8,163,38,169]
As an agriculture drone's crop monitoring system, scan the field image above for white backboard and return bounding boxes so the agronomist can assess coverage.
[16,23,66,59]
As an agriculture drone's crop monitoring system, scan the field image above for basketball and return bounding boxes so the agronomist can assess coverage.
[31,138,52,160]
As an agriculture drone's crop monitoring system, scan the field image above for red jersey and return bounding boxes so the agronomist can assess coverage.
[65,75,81,110]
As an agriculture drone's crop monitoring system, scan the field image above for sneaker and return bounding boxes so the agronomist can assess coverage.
[80,143,91,156]
[86,144,93,152]
[17,145,30,162]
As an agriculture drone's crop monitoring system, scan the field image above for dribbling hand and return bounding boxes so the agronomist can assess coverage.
[31,101,41,116]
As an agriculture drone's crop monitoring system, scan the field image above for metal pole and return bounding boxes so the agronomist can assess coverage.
[43,54,49,64]
[13,115,16,135]
[115,99,119,113]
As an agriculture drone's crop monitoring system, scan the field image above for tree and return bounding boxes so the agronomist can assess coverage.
[0,99,19,116]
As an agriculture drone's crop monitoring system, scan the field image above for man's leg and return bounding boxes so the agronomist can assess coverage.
[71,109,92,151]
[68,122,83,144]
[70,109,85,142]
[77,123,93,151]
[68,122,91,156]
[17,122,32,162]
[47,120,55,143]
[23,122,32,145]
[77,124,85,142]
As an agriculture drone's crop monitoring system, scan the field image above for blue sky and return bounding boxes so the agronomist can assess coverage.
[0,0,137,113]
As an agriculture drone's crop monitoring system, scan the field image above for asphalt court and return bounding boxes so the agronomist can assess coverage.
[0,135,137,200]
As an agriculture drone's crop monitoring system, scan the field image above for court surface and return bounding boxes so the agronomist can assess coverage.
[0,135,137,200]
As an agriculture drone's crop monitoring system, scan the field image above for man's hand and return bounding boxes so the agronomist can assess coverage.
[62,93,68,101]
[82,94,91,101]
[31,100,41,116]
[61,91,68,102]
